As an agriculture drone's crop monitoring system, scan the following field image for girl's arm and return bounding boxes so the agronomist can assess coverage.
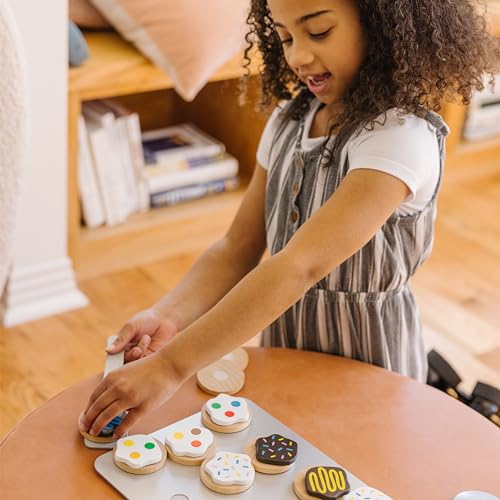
[106,165,268,359]
[152,164,268,331]
[81,168,410,437]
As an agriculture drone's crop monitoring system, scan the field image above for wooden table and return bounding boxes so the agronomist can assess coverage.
[1,348,499,499]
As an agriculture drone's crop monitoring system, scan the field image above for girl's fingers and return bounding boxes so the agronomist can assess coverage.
[81,385,120,434]
[105,323,137,354]
[124,335,151,363]
[88,400,126,437]
[84,377,110,416]
[112,407,145,439]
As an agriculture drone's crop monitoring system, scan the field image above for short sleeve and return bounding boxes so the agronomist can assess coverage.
[347,110,439,200]
[256,104,288,170]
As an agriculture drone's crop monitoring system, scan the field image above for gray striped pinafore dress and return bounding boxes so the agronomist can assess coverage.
[261,106,449,382]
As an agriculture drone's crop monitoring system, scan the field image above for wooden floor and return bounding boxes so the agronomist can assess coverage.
[1,149,499,440]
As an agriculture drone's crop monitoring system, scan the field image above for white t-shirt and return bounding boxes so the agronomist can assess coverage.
[257,99,442,216]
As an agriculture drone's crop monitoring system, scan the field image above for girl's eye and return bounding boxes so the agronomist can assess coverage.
[310,28,332,39]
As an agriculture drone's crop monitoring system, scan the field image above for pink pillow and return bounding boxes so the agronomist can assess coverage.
[69,0,111,28]
[90,0,250,101]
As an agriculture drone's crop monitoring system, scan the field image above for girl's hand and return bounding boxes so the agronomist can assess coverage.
[106,308,178,363]
[79,352,183,438]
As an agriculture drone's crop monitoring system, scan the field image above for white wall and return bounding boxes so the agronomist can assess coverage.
[1,0,88,326]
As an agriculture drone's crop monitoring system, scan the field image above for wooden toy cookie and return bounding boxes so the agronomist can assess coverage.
[164,425,215,465]
[201,393,252,433]
[196,359,245,395]
[344,487,392,499]
[294,466,351,499]
[221,347,249,370]
[244,433,298,474]
[113,435,167,475]
[200,451,255,494]
[79,412,126,443]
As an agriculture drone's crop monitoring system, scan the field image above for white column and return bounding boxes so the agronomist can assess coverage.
[1,0,88,327]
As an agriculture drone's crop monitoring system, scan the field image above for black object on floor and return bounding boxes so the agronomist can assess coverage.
[427,349,500,427]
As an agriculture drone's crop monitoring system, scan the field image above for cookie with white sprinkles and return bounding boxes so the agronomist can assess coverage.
[200,451,255,494]
[344,486,392,499]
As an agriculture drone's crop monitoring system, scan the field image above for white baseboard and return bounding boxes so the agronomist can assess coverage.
[0,257,89,327]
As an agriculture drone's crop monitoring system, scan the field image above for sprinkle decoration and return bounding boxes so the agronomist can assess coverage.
[114,435,162,469]
[205,394,250,426]
[165,425,214,458]
[343,487,392,500]
[205,451,255,486]
[255,434,298,466]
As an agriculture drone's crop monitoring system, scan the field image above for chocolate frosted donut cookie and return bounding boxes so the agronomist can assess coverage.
[244,434,298,474]
[294,466,351,499]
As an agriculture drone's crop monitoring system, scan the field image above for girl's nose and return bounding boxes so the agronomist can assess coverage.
[286,43,315,71]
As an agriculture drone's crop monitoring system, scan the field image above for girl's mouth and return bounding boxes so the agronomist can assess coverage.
[305,72,332,95]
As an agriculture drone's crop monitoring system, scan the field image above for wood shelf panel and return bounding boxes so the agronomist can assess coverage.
[69,32,261,100]
[75,187,246,280]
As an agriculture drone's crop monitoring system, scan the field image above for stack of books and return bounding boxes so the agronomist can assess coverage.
[77,99,240,228]
[142,124,239,209]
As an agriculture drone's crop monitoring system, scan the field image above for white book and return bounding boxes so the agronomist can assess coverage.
[101,99,150,212]
[142,123,225,167]
[77,116,105,228]
[146,153,239,194]
[83,102,135,218]
[85,117,130,226]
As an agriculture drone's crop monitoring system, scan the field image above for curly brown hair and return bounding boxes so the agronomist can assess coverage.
[243,0,500,157]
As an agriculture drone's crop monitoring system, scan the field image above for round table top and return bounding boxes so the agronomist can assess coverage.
[1,347,499,499]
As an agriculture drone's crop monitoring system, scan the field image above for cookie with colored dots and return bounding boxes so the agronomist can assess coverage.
[293,466,351,499]
[197,359,245,395]
[201,393,252,433]
[244,434,298,474]
[79,412,126,443]
[200,451,255,494]
[113,435,166,475]
[220,347,249,370]
[344,486,392,499]
[164,425,215,465]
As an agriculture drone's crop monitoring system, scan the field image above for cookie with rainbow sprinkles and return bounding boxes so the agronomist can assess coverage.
[200,451,255,494]
[293,466,351,499]
[164,424,215,465]
[244,433,298,474]
[113,435,167,475]
[344,486,392,499]
[201,393,252,433]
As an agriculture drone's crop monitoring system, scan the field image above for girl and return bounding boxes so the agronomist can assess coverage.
[80,0,499,438]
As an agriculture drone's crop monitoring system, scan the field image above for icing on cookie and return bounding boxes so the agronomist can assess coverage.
[99,413,125,438]
[165,426,214,457]
[205,451,255,486]
[205,394,249,426]
[344,487,392,499]
[305,467,351,499]
[114,435,162,469]
[255,434,298,466]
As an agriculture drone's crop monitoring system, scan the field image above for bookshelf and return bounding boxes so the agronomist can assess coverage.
[69,7,499,280]
[68,32,266,280]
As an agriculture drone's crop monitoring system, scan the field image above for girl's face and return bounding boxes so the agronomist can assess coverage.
[267,0,367,111]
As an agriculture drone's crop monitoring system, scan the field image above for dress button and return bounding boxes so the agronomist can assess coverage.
[292,182,299,194]
[290,211,298,223]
